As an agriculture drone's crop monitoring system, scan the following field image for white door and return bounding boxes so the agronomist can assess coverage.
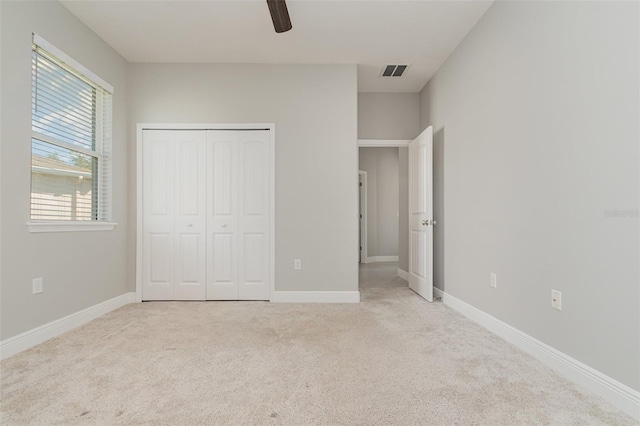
[408,126,434,302]
[207,130,270,300]
[142,130,175,300]
[207,131,239,300]
[142,130,207,300]
[174,131,207,300]
[238,131,270,300]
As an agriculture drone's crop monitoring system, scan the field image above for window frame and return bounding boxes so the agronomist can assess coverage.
[27,34,116,233]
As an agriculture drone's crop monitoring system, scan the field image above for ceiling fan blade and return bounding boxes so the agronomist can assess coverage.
[267,0,292,33]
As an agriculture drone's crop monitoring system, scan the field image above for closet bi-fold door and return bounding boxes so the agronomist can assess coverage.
[207,130,270,300]
[142,130,207,301]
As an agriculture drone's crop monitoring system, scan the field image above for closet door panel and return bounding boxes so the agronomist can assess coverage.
[209,233,237,299]
[149,233,171,283]
[241,233,267,298]
[207,131,240,300]
[142,130,176,300]
[174,131,207,300]
[243,141,265,216]
[239,131,270,300]
[213,142,233,216]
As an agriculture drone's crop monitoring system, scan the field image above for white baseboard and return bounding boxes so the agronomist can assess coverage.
[366,256,399,263]
[397,268,409,281]
[439,290,640,421]
[0,292,137,360]
[271,291,360,303]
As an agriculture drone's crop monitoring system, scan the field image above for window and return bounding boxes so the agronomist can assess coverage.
[29,34,114,231]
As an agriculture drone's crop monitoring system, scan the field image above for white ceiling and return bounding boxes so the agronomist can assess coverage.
[60,0,493,93]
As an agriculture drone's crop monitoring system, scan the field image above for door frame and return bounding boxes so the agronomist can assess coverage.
[357,139,409,267]
[358,170,368,263]
[358,139,411,148]
[136,123,276,303]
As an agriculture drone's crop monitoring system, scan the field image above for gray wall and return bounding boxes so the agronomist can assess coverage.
[419,1,639,390]
[358,93,417,270]
[128,63,358,293]
[359,148,399,258]
[358,93,419,140]
[0,1,130,340]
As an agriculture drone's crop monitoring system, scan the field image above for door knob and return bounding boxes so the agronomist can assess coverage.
[432,219,437,226]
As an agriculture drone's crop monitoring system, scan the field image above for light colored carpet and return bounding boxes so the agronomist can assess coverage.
[0,288,635,425]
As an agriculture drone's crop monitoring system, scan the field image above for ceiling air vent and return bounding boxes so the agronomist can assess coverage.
[380,64,410,77]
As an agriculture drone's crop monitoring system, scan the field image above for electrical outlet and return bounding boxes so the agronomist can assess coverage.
[551,290,562,311]
[294,259,302,270]
[32,277,43,294]
[490,273,497,288]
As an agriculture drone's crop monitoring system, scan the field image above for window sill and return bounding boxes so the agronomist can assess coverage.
[27,221,117,233]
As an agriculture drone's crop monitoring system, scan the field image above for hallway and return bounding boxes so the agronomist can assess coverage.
[358,261,408,290]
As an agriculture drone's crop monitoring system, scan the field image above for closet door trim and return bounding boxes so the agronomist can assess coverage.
[136,123,275,302]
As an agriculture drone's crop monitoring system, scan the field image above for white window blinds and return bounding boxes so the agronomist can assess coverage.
[30,35,113,222]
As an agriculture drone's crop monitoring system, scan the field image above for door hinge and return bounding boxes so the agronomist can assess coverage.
[360,214,362,218]
[359,182,362,187]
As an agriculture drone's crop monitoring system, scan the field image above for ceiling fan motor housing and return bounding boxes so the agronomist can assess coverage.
[267,0,292,33]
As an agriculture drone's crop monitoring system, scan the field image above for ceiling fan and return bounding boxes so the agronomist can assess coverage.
[266,0,292,33]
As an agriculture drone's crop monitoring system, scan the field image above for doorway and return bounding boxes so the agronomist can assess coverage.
[358,146,407,290]
[358,171,367,263]
[357,128,435,300]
